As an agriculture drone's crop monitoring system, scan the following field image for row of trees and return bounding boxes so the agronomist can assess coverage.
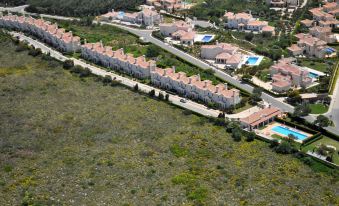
[26,0,143,17]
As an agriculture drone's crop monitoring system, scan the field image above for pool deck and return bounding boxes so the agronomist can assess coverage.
[258,122,312,143]
[194,34,215,43]
[242,55,264,66]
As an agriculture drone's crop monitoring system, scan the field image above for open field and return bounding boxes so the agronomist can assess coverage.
[0,32,339,205]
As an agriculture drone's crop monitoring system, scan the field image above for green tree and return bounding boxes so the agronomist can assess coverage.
[149,89,155,97]
[231,127,242,142]
[63,60,74,70]
[158,92,164,100]
[286,90,302,105]
[146,45,160,58]
[246,131,256,142]
[165,94,170,101]
[293,104,311,117]
[134,84,139,91]
[314,115,331,127]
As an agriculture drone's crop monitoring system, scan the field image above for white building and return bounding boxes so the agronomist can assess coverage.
[0,13,81,53]
[151,67,241,109]
[100,8,161,26]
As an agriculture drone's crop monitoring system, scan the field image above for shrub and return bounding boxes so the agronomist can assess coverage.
[231,127,242,142]
[28,48,42,57]
[134,84,139,91]
[274,141,295,154]
[102,75,112,85]
[158,92,164,100]
[246,131,256,142]
[63,60,74,70]
[149,89,155,97]
[165,94,169,101]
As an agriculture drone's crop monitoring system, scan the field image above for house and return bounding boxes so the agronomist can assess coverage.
[159,20,196,45]
[240,106,282,130]
[287,33,330,58]
[223,11,275,35]
[146,0,183,12]
[100,8,161,26]
[266,0,299,7]
[150,67,241,108]
[270,58,313,92]
[300,19,314,27]
[309,26,337,43]
[0,13,81,53]
[200,42,244,68]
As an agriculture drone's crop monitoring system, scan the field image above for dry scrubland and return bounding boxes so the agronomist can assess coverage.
[0,34,338,205]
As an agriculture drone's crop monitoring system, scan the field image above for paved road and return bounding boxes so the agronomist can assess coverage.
[0,5,28,13]
[5,11,339,134]
[11,32,221,118]
[325,63,339,129]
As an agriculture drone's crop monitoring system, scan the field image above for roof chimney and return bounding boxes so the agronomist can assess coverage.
[134,58,137,64]
[197,74,201,81]
[84,39,87,44]
[188,77,192,84]
[178,73,181,79]
[100,40,103,48]
[224,83,228,90]
[172,66,176,72]
[204,81,208,88]
[112,9,115,12]
[215,86,220,93]
[149,62,156,71]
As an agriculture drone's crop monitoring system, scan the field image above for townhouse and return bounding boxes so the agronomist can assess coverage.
[309,2,339,27]
[0,13,80,53]
[223,11,275,35]
[159,20,195,45]
[151,67,241,108]
[288,33,336,58]
[81,41,156,79]
[200,42,244,68]
[100,8,161,26]
[270,58,313,93]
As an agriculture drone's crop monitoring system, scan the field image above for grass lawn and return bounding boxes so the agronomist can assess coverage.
[298,59,332,73]
[309,103,329,114]
[0,32,338,205]
[302,136,339,165]
[233,102,253,114]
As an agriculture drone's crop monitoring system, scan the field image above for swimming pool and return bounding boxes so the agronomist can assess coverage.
[272,126,308,141]
[308,72,319,79]
[325,47,336,53]
[201,35,213,42]
[246,57,259,65]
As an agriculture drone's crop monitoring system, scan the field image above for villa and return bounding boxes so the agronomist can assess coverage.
[287,33,334,58]
[159,20,196,45]
[0,13,80,53]
[151,67,241,109]
[223,11,275,35]
[309,26,338,43]
[146,0,183,12]
[270,58,313,93]
[100,8,161,26]
[240,106,282,130]
[200,42,244,68]
[309,2,339,27]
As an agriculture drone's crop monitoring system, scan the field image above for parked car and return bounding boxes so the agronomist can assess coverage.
[180,98,187,103]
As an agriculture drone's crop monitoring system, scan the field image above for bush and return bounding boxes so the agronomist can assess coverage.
[149,89,155,97]
[231,127,242,142]
[102,75,112,85]
[274,141,295,154]
[28,48,42,57]
[246,131,256,142]
[63,60,74,70]
[165,94,170,101]
[158,92,164,100]
[134,84,139,91]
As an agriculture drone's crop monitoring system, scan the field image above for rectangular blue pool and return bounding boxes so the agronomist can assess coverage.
[201,35,213,42]
[308,72,319,79]
[272,126,308,141]
[246,57,259,65]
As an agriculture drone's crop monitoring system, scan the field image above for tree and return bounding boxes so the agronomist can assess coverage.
[165,94,170,101]
[245,32,254,41]
[102,75,112,85]
[231,127,242,142]
[226,121,240,133]
[246,131,256,142]
[145,45,160,58]
[293,104,311,117]
[158,92,164,100]
[149,89,155,97]
[314,115,331,127]
[249,87,262,105]
[286,90,301,105]
[134,84,139,91]
[63,60,74,70]
[274,141,294,154]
